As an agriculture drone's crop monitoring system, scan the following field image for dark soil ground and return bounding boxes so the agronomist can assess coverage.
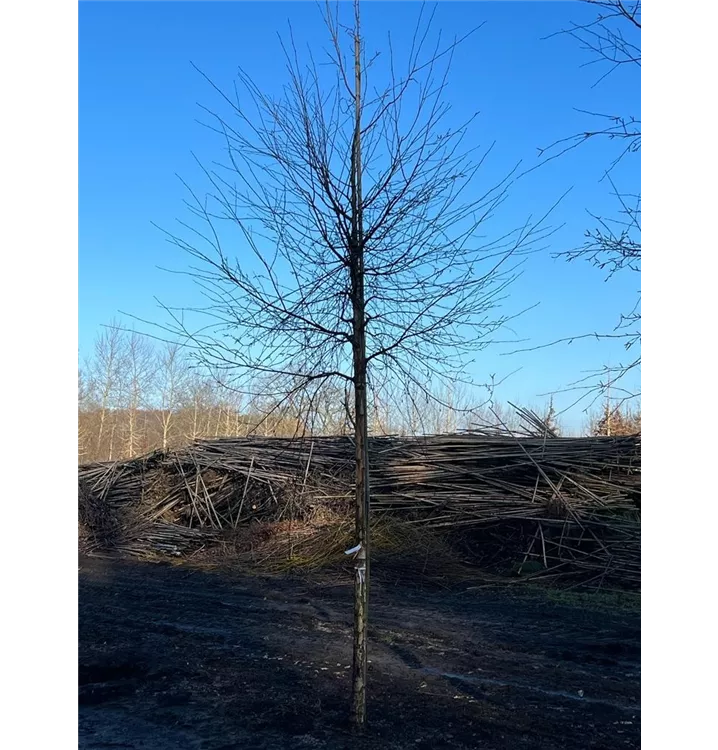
[79,555,640,749]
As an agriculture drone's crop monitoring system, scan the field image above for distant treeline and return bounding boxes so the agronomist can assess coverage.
[78,323,639,464]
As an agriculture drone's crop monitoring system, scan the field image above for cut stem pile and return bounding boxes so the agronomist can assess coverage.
[78,432,640,588]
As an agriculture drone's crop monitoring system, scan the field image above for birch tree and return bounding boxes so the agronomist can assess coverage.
[156,342,190,451]
[89,322,125,460]
[120,330,156,458]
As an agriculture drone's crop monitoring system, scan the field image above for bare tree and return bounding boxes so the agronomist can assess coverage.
[78,368,92,462]
[155,0,556,726]
[119,330,156,458]
[155,342,190,451]
[552,1,640,296]
[88,322,126,461]
[182,373,215,443]
[522,0,640,411]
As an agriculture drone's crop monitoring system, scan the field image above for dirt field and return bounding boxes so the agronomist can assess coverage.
[79,556,640,749]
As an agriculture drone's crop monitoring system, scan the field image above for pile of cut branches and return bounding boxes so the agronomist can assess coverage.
[78,429,640,588]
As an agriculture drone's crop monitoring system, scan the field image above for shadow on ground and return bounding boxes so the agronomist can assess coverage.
[79,555,640,749]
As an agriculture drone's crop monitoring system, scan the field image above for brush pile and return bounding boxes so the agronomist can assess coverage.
[78,428,640,588]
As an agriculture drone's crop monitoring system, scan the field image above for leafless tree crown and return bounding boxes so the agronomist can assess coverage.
[151,2,555,423]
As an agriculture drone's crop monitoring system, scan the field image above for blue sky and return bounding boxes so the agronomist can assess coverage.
[79,1,640,430]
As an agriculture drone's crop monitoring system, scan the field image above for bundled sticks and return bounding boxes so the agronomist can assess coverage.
[78,431,640,587]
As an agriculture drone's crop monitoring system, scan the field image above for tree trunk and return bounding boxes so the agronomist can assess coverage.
[96,406,107,459]
[192,399,200,442]
[162,411,171,451]
[350,1,370,728]
[351,343,370,727]
[127,407,137,458]
[108,420,116,462]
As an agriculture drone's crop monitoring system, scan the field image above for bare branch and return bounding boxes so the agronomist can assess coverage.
[524,0,640,408]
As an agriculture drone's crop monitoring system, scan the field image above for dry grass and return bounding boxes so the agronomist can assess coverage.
[187,512,478,589]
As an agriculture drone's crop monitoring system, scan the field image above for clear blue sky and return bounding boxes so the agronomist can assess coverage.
[79,1,640,431]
